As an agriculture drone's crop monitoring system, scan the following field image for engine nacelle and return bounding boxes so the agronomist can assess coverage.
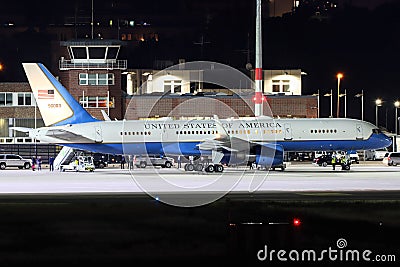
[255,143,284,168]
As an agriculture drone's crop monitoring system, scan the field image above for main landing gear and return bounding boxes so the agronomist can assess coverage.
[184,163,224,173]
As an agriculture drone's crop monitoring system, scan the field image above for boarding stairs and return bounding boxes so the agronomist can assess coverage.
[54,146,75,170]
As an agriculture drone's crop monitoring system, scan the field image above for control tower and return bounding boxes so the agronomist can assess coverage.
[58,40,127,120]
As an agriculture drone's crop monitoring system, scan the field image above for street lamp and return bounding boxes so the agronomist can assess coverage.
[375,98,383,127]
[336,73,343,118]
[312,89,320,118]
[355,90,364,121]
[324,89,333,118]
[339,88,347,118]
[395,100,400,135]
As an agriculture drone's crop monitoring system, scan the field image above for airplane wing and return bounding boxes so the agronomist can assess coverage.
[197,136,276,153]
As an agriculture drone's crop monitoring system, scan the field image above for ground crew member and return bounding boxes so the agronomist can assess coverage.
[341,155,347,166]
[331,154,337,170]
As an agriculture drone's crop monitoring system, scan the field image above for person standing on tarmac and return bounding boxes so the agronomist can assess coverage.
[331,153,337,170]
[341,155,347,166]
[49,156,54,171]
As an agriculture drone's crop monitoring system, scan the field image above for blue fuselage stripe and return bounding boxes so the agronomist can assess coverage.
[63,133,390,155]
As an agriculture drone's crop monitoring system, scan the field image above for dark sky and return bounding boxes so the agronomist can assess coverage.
[0,0,399,130]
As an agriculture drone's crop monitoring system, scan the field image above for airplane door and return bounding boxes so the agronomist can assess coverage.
[284,123,293,140]
[356,124,363,140]
[94,126,103,143]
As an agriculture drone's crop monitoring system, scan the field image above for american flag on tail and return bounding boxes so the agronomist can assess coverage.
[38,89,54,99]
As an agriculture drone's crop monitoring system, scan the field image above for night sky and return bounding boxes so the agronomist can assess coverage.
[0,0,399,130]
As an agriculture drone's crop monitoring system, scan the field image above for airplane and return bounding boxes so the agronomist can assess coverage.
[13,63,392,172]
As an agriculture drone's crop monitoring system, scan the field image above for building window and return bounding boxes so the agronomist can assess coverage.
[79,73,115,86]
[79,73,88,85]
[0,93,13,106]
[272,79,290,93]
[1,92,34,106]
[164,80,182,93]
[272,80,280,92]
[17,93,32,106]
[282,80,290,92]
[79,96,115,108]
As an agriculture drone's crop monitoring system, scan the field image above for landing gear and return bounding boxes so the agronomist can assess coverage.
[195,164,203,171]
[184,163,224,173]
[215,164,224,172]
[184,163,194,171]
[205,164,224,173]
[205,164,214,172]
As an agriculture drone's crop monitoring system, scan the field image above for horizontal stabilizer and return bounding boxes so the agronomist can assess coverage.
[10,127,33,134]
[46,129,94,142]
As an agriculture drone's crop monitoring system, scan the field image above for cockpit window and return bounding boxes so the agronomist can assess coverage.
[372,129,382,134]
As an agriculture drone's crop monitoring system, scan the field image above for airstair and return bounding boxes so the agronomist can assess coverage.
[54,146,75,170]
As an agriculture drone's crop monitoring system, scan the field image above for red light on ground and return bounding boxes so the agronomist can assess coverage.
[293,218,301,226]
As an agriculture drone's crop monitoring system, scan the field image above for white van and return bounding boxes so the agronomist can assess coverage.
[365,147,389,161]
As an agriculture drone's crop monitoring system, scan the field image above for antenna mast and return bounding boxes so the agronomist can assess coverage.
[91,0,94,39]
[254,0,264,116]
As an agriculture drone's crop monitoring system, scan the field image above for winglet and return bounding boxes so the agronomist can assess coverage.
[22,63,99,126]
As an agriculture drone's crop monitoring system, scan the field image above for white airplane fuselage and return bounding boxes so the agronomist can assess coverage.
[31,117,391,156]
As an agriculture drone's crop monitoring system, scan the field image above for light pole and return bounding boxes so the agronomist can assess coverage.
[339,88,347,118]
[375,98,382,127]
[355,90,364,121]
[336,73,343,118]
[395,100,400,135]
[324,89,333,118]
[312,89,320,118]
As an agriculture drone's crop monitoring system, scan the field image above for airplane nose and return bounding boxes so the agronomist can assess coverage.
[382,134,392,147]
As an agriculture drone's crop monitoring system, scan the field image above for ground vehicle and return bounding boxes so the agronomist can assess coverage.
[135,156,174,168]
[365,148,389,161]
[346,150,360,164]
[94,159,107,168]
[314,151,328,159]
[382,152,400,166]
[60,156,95,172]
[313,154,333,167]
[91,153,109,168]
[0,154,31,170]
[313,154,351,170]
[93,158,108,169]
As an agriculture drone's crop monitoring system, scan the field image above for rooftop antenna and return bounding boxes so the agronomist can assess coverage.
[254,0,264,116]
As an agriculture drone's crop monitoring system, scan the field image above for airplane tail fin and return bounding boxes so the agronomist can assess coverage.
[22,63,99,126]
